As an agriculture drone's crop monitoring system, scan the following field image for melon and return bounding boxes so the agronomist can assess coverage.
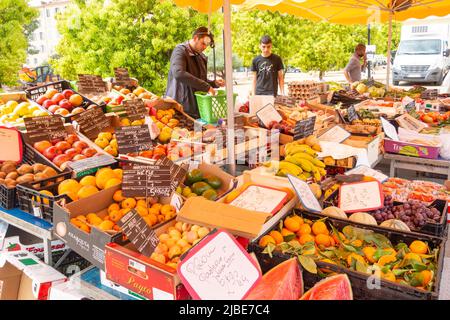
[380,219,411,232]
[245,258,303,300]
[300,274,353,300]
[348,212,378,226]
[321,206,348,219]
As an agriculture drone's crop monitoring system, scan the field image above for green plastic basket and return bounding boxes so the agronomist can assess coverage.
[195,90,237,124]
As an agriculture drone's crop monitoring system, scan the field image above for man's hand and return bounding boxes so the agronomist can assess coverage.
[215,79,225,87]
[208,87,216,95]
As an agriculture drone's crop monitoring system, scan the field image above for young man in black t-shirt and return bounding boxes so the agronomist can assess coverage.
[251,35,285,96]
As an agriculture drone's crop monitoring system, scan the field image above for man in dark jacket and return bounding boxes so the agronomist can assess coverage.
[166,27,225,119]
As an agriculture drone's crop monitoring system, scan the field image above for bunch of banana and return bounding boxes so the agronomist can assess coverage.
[262,160,305,179]
[283,135,327,182]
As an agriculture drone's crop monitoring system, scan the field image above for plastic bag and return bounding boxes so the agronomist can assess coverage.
[439,133,450,160]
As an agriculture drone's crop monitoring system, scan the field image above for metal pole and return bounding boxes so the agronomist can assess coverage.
[223,0,236,175]
[368,24,371,79]
[386,12,393,90]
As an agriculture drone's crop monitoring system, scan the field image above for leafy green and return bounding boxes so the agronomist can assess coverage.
[298,255,317,274]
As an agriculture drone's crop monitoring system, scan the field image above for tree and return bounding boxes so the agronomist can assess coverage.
[0,0,38,87]
[206,39,243,79]
[51,0,220,95]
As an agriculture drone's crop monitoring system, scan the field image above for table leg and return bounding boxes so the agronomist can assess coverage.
[43,238,52,266]
[390,159,396,177]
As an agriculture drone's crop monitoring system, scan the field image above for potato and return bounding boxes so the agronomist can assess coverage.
[32,163,47,173]
[16,173,35,185]
[0,172,5,179]
[43,167,58,178]
[34,172,49,181]
[1,163,17,175]
[5,178,17,188]
[5,171,19,180]
[17,164,34,175]
[0,178,5,185]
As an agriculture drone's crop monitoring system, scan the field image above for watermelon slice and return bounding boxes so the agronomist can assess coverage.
[245,258,303,300]
[300,274,353,300]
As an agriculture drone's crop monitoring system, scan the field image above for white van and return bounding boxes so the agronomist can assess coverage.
[392,16,450,85]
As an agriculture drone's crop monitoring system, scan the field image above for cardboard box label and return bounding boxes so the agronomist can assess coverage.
[124,99,147,122]
[294,116,316,140]
[24,115,67,144]
[274,95,297,108]
[72,106,110,139]
[122,163,172,197]
[152,287,174,300]
[115,125,154,155]
[178,230,261,300]
[338,181,384,213]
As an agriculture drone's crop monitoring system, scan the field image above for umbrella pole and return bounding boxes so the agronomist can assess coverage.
[386,12,393,90]
[223,0,236,175]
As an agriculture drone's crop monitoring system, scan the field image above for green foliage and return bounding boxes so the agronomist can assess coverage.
[51,0,217,95]
[0,0,38,86]
[206,39,243,78]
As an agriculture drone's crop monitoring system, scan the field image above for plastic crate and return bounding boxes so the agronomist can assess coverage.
[25,80,104,123]
[195,90,237,124]
[16,171,74,223]
[0,142,63,210]
[248,210,446,300]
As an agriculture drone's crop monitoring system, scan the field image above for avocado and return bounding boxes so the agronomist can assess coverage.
[202,189,218,201]
[191,181,212,196]
[185,169,204,186]
[205,175,222,190]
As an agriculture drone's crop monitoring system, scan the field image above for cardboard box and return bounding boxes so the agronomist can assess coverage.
[53,185,124,270]
[0,259,22,300]
[1,251,66,300]
[342,133,383,167]
[105,220,190,300]
[99,270,147,300]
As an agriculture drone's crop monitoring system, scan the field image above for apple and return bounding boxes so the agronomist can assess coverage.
[72,107,84,115]
[150,107,157,116]
[33,140,52,153]
[48,105,60,114]
[55,141,71,152]
[72,141,88,150]
[55,108,69,116]
[81,148,97,158]
[45,88,58,99]
[43,146,62,161]
[50,138,63,145]
[53,154,71,167]
[43,100,56,109]
[72,154,87,161]
[62,89,74,99]
[116,96,125,104]
[52,93,65,104]
[59,99,73,111]
[36,96,48,105]
[65,134,79,145]
[65,148,80,159]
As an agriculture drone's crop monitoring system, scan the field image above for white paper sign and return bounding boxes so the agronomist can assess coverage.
[339,181,384,213]
[249,95,275,115]
[255,103,282,128]
[381,117,399,141]
[345,166,388,183]
[178,230,261,300]
[229,185,287,214]
[0,221,8,251]
[287,174,322,213]
[144,116,160,140]
[318,125,351,143]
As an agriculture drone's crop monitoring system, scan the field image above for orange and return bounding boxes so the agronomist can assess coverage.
[69,94,83,107]
[108,203,120,214]
[135,206,148,217]
[58,179,81,195]
[284,217,301,232]
[159,233,170,243]
[362,247,377,264]
[151,203,163,213]
[297,224,312,236]
[281,228,295,239]
[76,215,86,222]
[409,240,428,255]
[79,175,97,187]
[315,234,331,247]
[378,255,397,266]
[77,185,99,199]
[351,239,363,248]
[136,199,147,208]
[380,270,396,282]
[419,270,433,287]
[113,190,125,202]
[154,243,169,255]
[347,253,366,267]
[150,253,166,264]
[291,215,304,226]
[299,234,315,245]
[98,220,114,231]
[33,190,54,205]
[109,210,123,222]
[168,245,182,259]
[157,215,165,223]
[113,168,123,180]
[329,236,336,247]
[404,253,422,264]
[142,216,154,226]
[312,221,329,236]
[104,178,121,189]
[121,198,137,209]
[95,168,116,189]
[79,223,91,233]
[259,235,276,247]
[269,231,283,244]
[148,207,159,216]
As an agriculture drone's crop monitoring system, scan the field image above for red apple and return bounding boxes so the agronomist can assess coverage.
[72,141,88,150]
[62,89,74,99]
[72,154,87,161]
[55,141,71,152]
[65,134,79,145]
[81,148,97,158]
[43,146,61,161]
[53,154,71,167]
[48,105,60,114]
[52,93,65,104]
[50,138,63,145]
[65,148,80,159]
[33,140,52,153]
[36,95,48,105]
[43,100,56,109]
[54,108,69,116]
[59,99,73,111]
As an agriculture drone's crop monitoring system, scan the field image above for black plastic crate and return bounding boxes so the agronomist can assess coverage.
[0,140,64,210]
[16,171,74,223]
[25,80,104,123]
[248,210,446,300]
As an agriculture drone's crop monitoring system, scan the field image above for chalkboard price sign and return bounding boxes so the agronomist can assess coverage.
[123,99,147,122]
[77,74,107,94]
[347,105,359,123]
[293,116,316,140]
[122,163,172,197]
[115,125,154,155]
[24,115,67,144]
[72,106,110,139]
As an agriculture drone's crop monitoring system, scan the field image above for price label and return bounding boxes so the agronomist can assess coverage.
[255,103,282,129]
[117,210,159,257]
[395,113,426,132]
[336,109,347,124]
[77,74,107,94]
[338,181,384,213]
[347,105,359,123]
[68,154,116,173]
[293,116,316,140]
[156,156,188,192]
[123,99,147,122]
[24,115,67,144]
[122,163,172,197]
[115,125,154,155]
[287,175,322,213]
[274,95,297,107]
[177,229,261,300]
[72,106,110,139]
[114,67,133,87]
[318,125,351,143]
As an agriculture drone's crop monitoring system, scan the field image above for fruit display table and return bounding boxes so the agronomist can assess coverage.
[0,207,54,265]
[385,153,450,180]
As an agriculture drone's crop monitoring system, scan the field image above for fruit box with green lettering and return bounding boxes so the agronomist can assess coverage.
[104,219,190,300]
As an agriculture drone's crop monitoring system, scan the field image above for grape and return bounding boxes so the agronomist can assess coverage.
[387,214,394,219]
[433,215,440,221]
[403,204,410,210]
[374,213,382,220]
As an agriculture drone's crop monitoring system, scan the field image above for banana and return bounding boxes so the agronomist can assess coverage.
[290,152,315,162]
[276,169,290,177]
[286,144,317,157]
[324,183,340,200]
[318,167,327,176]
[297,173,308,181]
[279,161,303,176]
[310,158,326,168]
[311,167,322,182]
[285,157,314,172]
[302,172,311,179]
